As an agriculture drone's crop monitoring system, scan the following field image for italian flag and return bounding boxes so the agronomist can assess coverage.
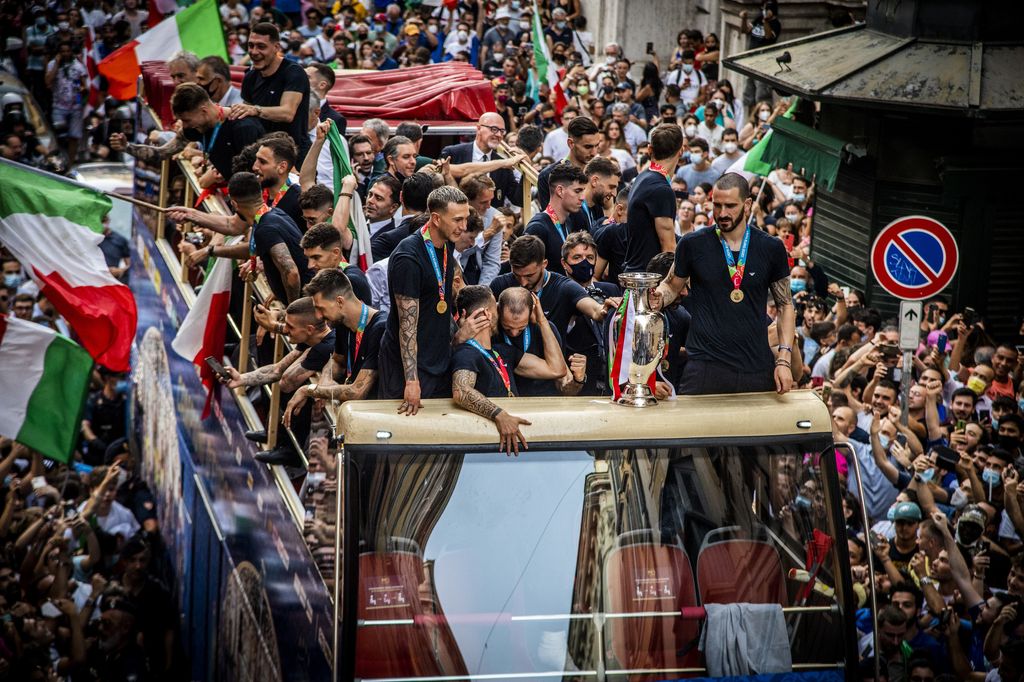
[742,97,801,177]
[172,253,233,418]
[531,1,567,114]
[327,122,374,271]
[98,0,227,100]
[0,161,137,372]
[0,315,93,463]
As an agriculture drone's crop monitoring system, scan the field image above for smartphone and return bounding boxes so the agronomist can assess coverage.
[645,42,654,55]
[963,307,977,326]
[1016,345,1024,355]
[955,419,966,432]
[896,433,908,447]
[204,356,232,381]
[979,409,991,423]
[821,384,832,402]
[936,332,947,354]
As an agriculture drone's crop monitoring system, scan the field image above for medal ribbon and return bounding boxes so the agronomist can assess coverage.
[346,304,369,383]
[263,179,291,208]
[503,326,530,352]
[544,204,567,241]
[420,225,448,308]
[203,107,224,164]
[715,224,751,294]
[535,271,551,300]
[467,339,513,397]
[248,204,270,267]
[648,161,672,184]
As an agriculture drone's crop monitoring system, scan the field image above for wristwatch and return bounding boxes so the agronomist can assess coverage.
[307,383,318,399]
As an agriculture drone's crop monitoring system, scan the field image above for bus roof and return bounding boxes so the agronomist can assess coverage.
[338,390,833,449]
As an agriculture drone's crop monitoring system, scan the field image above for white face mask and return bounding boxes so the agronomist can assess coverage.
[605,55,616,64]
[759,110,771,121]
[520,20,531,31]
[723,141,738,154]
[684,125,697,137]
[427,24,438,34]
[681,63,694,74]
[492,52,504,62]
[457,30,469,42]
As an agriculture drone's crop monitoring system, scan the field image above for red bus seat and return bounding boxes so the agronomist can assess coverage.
[696,539,788,606]
[603,533,700,674]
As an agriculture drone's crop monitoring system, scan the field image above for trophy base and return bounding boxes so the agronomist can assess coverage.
[614,383,659,408]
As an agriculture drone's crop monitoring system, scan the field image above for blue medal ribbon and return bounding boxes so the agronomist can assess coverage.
[715,224,751,292]
[466,339,513,397]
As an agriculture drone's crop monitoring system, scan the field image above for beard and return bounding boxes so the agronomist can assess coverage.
[259,174,278,189]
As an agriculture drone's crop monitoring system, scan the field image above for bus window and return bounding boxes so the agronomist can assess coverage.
[348,443,850,680]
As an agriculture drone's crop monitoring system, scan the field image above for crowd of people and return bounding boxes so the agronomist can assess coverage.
[2,1,1024,680]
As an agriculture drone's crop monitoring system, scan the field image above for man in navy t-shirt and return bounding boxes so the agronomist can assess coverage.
[623,123,685,272]
[525,162,588,273]
[650,172,795,395]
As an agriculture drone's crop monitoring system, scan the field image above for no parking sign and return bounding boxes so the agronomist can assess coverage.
[870,215,959,301]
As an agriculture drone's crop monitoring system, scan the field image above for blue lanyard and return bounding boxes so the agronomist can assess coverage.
[204,121,222,156]
[581,202,593,226]
[535,271,551,300]
[345,304,369,382]
[502,325,530,352]
[466,339,513,397]
[248,206,269,256]
[715,224,751,286]
[544,205,566,241]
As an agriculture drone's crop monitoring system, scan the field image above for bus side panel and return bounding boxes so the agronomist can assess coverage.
[130,216,334,681]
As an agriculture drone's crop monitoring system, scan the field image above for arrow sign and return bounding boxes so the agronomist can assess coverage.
[899,300,922,351]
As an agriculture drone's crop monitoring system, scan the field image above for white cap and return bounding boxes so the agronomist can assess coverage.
[495,7,511,20]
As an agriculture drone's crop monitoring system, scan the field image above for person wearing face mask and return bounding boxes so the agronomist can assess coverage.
[544,7,573,53]
[712,128,744,176]
[663,50,707,110]
[481,7,519,67]
[675,137,721,192]
[559,232,617,397]
[695,100,725,153]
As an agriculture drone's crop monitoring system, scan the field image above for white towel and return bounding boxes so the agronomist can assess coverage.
[698,602,792,676]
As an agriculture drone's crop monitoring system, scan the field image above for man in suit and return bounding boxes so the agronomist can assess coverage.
[305,61,348,135]
[443,112,527,209]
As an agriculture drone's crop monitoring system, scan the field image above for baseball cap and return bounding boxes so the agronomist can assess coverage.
[405,23,420,35]
[893,501,922,522]
[495,7,511,20]
[959,504,986,528]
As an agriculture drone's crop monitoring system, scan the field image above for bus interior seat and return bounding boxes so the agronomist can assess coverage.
[695,529,788,606]
[603,531,701,675]
[356,547,448,678]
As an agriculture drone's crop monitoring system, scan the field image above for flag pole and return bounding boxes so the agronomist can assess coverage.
[0,157,167,212]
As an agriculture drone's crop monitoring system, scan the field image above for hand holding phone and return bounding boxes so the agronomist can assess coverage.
[204,356,234,383]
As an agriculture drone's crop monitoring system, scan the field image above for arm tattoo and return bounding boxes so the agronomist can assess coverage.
[396,295,420,382]
[322,370,377,402]
[126,131,187,162]
[452,369,500,420]
[268,243,300,301]
[242,362,284,386]
[770,276,793,309]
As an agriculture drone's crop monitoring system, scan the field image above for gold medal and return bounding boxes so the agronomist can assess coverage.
[436,300,448,314]
[730,289,744,303]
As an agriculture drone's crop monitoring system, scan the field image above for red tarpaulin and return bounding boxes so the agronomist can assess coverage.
[141,61,495,129]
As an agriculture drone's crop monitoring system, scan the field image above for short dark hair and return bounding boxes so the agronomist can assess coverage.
[810,321,836,343]
[850,306,882,332]
[951,387,978,406]
[395,121,424,143]
[649,124,684,160]
[455,284,494,317]
[584,156,620,179]
[227,172,262,203]
[401,172,443,212]
[307,61,336,89]
[721,127,739,139]
[516,124,544,155]
[285,296,319,327]
[426,185,468,214]
[891,581,924,610]
[713,172,751,201]
[837,323,859,343]
[170,83,211,116]
[466,209,484,234]
[259,135,298,169]
[304,267,353,300]
[349,133,372,149]
[251,22,281,44]
[688,136,709,153]
[566,116,599,139]
[199,55,231,83]
[460,173,495,202]
[300,222,342,251]
[561,230,596,260]
[370,174,402,204]
[876,379,900,396]
[547,162,587,193]
[299,184,333,211]
[646,252,675,278]
[509,235,546,268]
[681,49,696,61]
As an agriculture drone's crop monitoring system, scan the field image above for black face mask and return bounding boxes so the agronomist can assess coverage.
[289,40,302,51]
[999,435,1021,451]
[567,259,594,283]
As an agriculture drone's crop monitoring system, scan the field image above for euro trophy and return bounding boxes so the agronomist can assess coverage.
[610,272,666,407]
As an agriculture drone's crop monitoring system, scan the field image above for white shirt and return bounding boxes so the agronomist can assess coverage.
[369,217,393,236]
[79,499,140,539]
[543,127,569,160]
[367,258,390,314]
[622,121,647,154]
[219,86,243,108]
[304,34,337,63]
[81,8,110,28]
[697,121,724,154]
[711,151,744,176]
[473,142,495,163]
[608,147,636,170]
[663,67,706,107]
[309,127,336,190]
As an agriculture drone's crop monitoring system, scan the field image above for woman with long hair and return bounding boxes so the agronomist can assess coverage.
[740,100,774,150]
[600,119,635,170]
[636,61,664,123]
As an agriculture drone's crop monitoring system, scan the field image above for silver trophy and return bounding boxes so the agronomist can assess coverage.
[611,272,666,407]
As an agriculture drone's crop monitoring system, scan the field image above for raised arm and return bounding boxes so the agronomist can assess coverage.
[933,510,984,607]
[330,175,357,252]
[515,308,568,380]
[300,121,330,190]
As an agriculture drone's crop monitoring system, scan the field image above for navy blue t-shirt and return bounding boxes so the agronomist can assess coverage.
[489,271,588,340]
[250,207,314,302]
[499,321,563,397]
[524,211,569,275]
[451,341,522,398]
[333,311,386,382]
[338,262,373,306]
[672,226,789,372]
[623,169,676,272]
[297,328,336,372]
[593,220,627,284]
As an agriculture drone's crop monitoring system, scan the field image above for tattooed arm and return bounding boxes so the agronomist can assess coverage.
[650,272,690,311]
[268,243,301,302]
[282,370,378,429]
[452,369,532,455]
[396,295,422,415]
[770,276,795,394]
[227,350,302,387]
[280,349,317,393]
[125,130,189,163]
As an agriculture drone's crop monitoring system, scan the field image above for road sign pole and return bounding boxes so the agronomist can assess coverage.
[900,351,912,427]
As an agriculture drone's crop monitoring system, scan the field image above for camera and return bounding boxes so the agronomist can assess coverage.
[962,307,977,327]
[585,285,607,305]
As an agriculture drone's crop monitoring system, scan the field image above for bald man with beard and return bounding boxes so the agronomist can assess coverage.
[442,112,528,209]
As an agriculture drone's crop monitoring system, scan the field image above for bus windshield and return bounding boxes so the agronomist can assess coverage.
[350,442,850,680]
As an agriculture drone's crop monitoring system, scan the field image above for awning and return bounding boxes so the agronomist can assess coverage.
[760,116,845,192]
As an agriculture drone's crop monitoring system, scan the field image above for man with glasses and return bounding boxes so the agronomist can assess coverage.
[443,112,527,209]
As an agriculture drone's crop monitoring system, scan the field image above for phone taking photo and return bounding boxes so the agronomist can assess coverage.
[204,356,232,381]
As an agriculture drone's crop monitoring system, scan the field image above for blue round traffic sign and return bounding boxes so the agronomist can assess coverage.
[870,216,959,300]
